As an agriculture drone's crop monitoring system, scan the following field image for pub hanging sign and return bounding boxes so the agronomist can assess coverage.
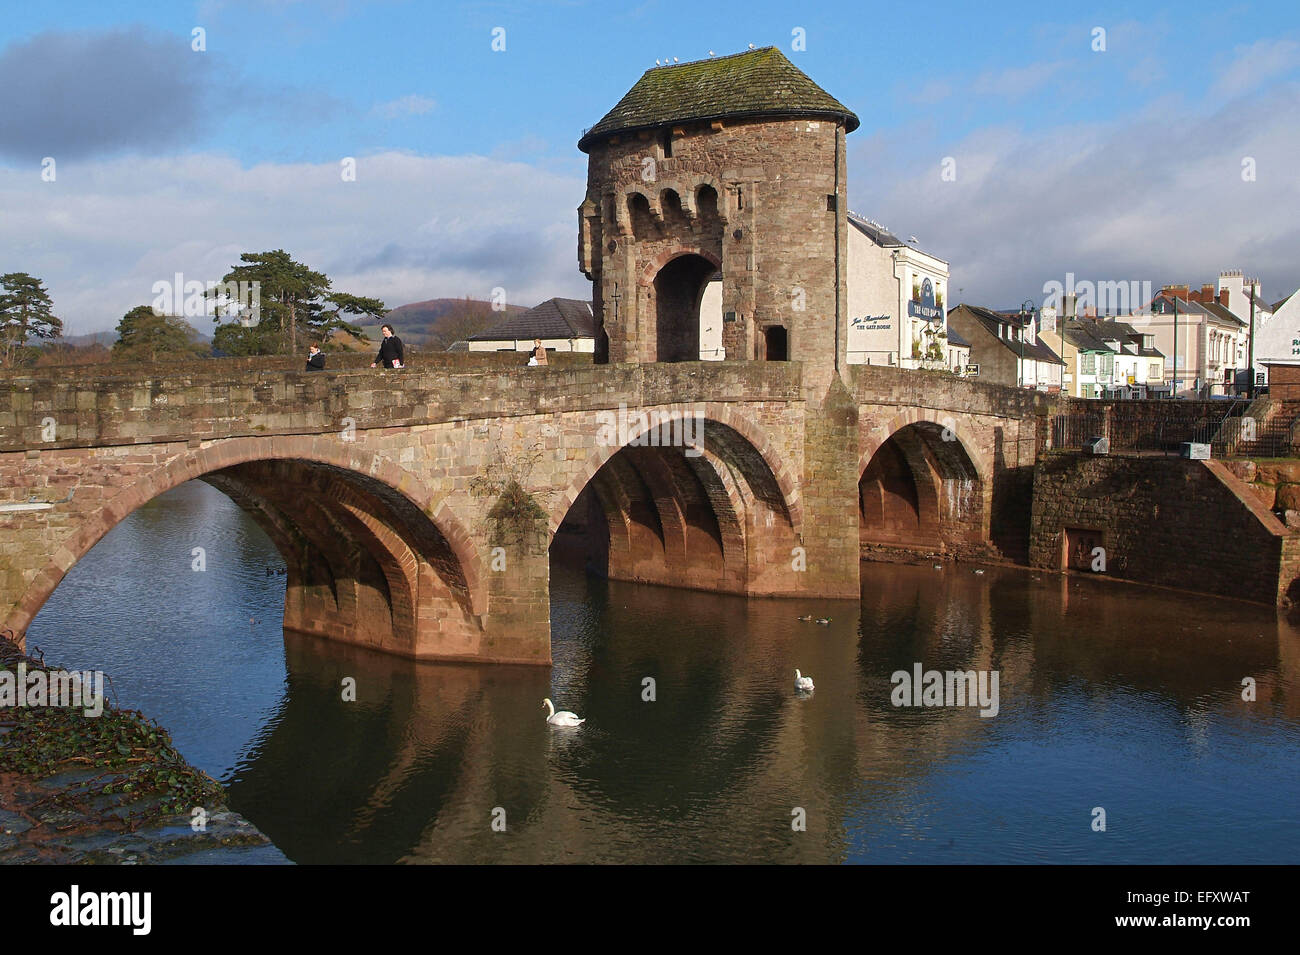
[907,277,943,321]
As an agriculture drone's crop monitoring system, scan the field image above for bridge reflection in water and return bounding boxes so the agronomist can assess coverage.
[226,564,1299,864]
[26,482,1300,863]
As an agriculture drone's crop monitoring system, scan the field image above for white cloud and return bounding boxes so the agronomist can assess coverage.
[0,151,591,335]
[848,84,1300,309]
[1211,37,1300,99]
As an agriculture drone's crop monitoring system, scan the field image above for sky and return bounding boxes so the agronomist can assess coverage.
[1,0,1298,335]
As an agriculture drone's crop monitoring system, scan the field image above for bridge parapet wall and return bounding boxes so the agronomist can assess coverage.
[849,364,1054,419]
[0,361,804,453]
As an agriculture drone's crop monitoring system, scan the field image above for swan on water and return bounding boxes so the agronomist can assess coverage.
[795,669,814,692]
[815,618,830,625]
[797,614,813,622]
[543,698,584,726]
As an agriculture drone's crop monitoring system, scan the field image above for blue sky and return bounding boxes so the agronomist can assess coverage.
[2,0,1299,333]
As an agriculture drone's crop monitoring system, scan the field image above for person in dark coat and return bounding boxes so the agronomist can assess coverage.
[305,344,325,371]
[371,324,404,368]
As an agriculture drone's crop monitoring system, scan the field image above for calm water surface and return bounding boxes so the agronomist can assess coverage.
[27,481,1300,863]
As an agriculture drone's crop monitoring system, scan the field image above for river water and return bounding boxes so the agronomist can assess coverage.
[26,480,1300,863]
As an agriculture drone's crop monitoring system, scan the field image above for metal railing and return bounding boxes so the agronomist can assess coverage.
[1050,399,1254,455]
[1216,404,1300,458]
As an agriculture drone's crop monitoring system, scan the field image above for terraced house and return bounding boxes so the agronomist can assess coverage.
[946,304,1064,391]
[1039,318,1111,398]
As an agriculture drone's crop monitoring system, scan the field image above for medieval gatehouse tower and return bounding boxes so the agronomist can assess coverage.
[578,47,859,375]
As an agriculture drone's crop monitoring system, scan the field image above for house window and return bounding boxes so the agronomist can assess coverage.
[1081,353,1096,374]
[826,194,837,211]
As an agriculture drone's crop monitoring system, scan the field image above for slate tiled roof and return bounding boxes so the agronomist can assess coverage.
[1061,321,1110,352]
[469,298,595,341]
[1198,301,1248,327]
[847,213,905,248]
[1089,319,1142,340]
[958,305,1065,364]
[1147,292,1215,318]
[579,47,859,151]
[945,326,971,348]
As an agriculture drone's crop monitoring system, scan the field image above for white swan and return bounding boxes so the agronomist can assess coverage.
[794,669,814,692]
[543,698,584,726]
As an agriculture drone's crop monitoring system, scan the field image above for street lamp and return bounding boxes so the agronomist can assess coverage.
[1017,299,1036,388]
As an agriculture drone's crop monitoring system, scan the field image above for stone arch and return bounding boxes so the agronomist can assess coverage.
[859,409,991,487]
[688,175,728,224]
[695,182,722,223]
[638,247,722,288]
[552,403,802,537]
[858,411,990,553]
[625,189,658,237]
[657,181,694,222]
[11,435,486,654]
[659,186,687,225]
[549,404,803,596]
[651,253,717,362]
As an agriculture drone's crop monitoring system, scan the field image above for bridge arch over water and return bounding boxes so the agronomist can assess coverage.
[6,435,487,659]
[549,405,803,595]
[857,417,988,554]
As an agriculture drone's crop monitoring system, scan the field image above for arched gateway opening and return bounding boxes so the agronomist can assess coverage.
[550,414,801,596]
[859,422,984,554]
[653,254,717,363]
[11,447,481,661]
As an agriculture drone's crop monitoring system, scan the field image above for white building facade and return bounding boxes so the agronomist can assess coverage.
[844,214,951,369]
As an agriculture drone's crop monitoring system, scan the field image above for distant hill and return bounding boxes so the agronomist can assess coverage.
[57,331,118,348]
[58,319,213,348]
[359,297,529,349]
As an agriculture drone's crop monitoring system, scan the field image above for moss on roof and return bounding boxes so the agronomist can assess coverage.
[579,47,859,152]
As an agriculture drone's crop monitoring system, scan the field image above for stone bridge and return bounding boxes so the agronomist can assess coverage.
[0,360,1047,663]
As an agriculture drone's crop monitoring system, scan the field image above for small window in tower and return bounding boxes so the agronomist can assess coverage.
[764,326,789,361]
[661,130,672,158]
[826,194,837,211]
[737,187,744,210]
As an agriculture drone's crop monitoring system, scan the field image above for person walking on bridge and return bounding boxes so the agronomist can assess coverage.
[305,344,325,371]
[371,324,404,369]
[528,338,548,367]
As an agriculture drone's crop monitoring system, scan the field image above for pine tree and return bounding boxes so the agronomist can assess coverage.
[0,273,62,368]
[208,251,385,355]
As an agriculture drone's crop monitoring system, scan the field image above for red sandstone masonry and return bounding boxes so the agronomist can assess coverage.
[1,361,1041,661]
[1029,452,1300,605]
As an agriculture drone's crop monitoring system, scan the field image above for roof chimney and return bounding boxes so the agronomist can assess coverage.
[1063,293,1077,319]
[1219,288,1230,307]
